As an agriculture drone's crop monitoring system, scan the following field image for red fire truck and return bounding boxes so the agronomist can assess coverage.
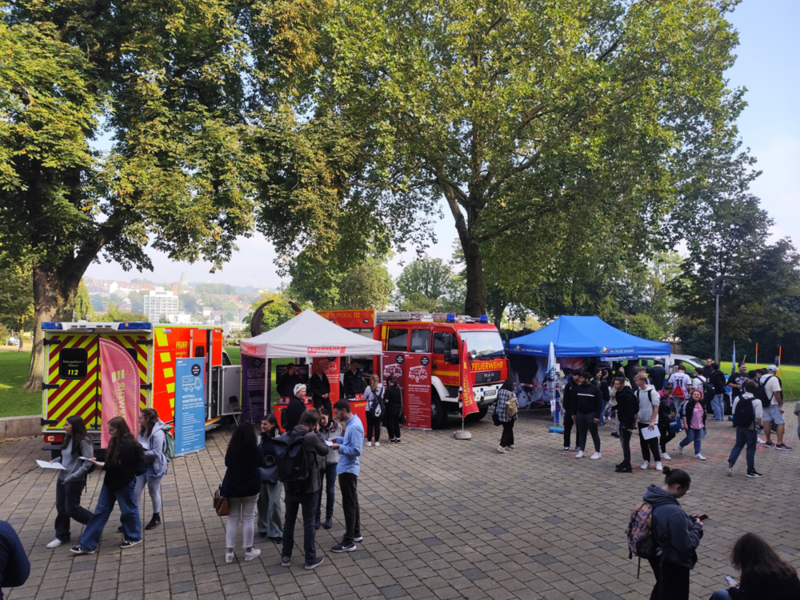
[317,310,509,428]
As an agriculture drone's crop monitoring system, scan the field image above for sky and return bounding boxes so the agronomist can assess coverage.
[85,0,800,288]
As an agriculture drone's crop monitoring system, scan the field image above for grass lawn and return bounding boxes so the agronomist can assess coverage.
[720,361,799,400]
[0,351,41,418]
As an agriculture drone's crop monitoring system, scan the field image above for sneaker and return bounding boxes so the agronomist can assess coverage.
[695,453,706,461]
[746,471,763,478]
[610,432,620,438]
[564,446,571,452]
[726,462,733,477]
[225,552,234,563]
[46,539,63,549]
[678,444,683,455]
[757,437,766,444]
[661,452,671,460]
[145,514,161,531]
[330,542,357,553]
[70,545,95,555]
[281,556,291,567]
[396,438,401,443]
[764,441,775,447]
[366,441,372,447]
[655,461,663,471]
[590,452,601,460]
[120,539,142,549]
[497,445,507,454]
[375,441,380,447]
[322,518,332,530]
[575,450,585,458]
[353,535,363,543]
[244,548,261,562]
[640,461,650,470]
[776,444,792,450]
[508,445,515,450]
[305,556,324,570]
[615,465,633,473]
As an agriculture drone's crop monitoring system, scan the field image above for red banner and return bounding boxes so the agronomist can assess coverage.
[382,352,405,387]
[99,338,141,447]
[461,341,479,418]
[402,353,432,429]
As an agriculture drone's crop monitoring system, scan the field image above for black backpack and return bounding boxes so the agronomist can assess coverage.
[272,430,308,484]
[732,396,755,428]
[754,376,774,407]
[695,376,715,403]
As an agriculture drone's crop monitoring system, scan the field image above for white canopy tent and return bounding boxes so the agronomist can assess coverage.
[240,309,382,358]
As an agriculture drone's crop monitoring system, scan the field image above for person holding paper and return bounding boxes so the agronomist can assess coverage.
[634,373,663,471]
[45,416,95,549]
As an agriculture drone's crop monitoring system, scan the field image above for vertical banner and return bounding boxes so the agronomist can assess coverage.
[461,341,479,417]
[402,353,432,429]
[175,358,206,455]
[99,338,140,447]
[320,358,341,406]
[241,354,267,423]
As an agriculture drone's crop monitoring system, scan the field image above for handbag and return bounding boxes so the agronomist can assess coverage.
[398,410,407,425]
[492,410,501,426]
[213,485,229,517]
[507,394,518,417]
[259,456,279,484]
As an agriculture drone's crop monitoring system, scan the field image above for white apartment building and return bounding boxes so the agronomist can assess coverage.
[143,287,179,322]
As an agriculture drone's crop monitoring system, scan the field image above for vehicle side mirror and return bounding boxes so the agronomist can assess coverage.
[443,334,458,364]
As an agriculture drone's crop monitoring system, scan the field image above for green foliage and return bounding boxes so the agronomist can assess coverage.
[0,253,34,344]
[74,281,93,320]
[249,290,300,332]
[627,314,665,342]
[195,284,237,295]
[127,290,144,314]
[0,351,41,417]
[337,256,394,310]
[395,257,465,314]
[93,305,148,323]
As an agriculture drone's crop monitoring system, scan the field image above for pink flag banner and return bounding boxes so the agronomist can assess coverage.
[99,338,140,447]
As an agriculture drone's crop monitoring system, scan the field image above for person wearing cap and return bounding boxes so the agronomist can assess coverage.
[761,365,791,450]
[283,384,308,432]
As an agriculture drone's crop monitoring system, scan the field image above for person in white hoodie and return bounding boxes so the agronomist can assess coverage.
[634,373,663,471]
[135,408,169,530]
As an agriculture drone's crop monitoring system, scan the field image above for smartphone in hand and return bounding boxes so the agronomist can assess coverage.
[698,514,709,521]
[725,576,739,587]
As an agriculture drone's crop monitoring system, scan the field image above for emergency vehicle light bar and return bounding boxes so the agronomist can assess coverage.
[119,322,152,330]
[42,322,63,330]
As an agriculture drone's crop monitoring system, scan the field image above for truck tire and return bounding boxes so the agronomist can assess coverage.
[430,392,447,430]
[465,404,489,423]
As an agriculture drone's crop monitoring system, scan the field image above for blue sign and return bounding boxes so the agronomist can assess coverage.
[175,358,206,455]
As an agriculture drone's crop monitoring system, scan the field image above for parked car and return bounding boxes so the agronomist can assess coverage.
[7,337,20,346]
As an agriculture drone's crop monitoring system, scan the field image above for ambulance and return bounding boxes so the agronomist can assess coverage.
[316,310,509,429]
[40,321,241,454]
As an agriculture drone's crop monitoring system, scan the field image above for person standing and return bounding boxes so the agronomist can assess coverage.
[280,410,328,570]
[656,387,678,460]
[257,414,283,542]
[592,368,610,425]
[384,376,403,444]
[222,423,263,563]
[648,360,667,392]
[278,364,301,399]
[316,408,341,530]
[709,362,728,421]
[495,378,516,453]
[134,408,168,531]
[71,417,144,555]
[667,365,692,400]
[728,363,749,404]
[634,373,662,471]
[46,416,94,549]
[608,374,631,439]
[363,374,385,447]
[727,380,763,478]
[573,371,603,460]
[642,467,704,600]
[761,365,791,450]
[330,400,364,553]
[309,362,332,416]
[678,389,707,460]
[702,358,714,378]
[343,361,365,399]
[614,377,639,473]
[282,384,308,432]
[561,373,579,451]
[0,521,30,600]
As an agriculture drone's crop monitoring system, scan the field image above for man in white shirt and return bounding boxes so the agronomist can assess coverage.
[667,364,691,399]
[761,365,791,450]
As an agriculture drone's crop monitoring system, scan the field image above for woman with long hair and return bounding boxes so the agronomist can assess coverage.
[384,375,403,444]
[641,467,704,600]
[364,374,385,447]
[134,407,169,531]
[495,377,517,453]
[46,416,95,548]
[679,389,707,460]
[710,533,800,599]
[257,413,283,542]
[222,422,263,563]
[71,417,144,555]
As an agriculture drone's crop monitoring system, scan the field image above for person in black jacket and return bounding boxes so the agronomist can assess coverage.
[282,384,308,432]
[384,376,403,443]
[710,533,800,600]
[648,360,667,391]
[0,521,30,600]
[572,371,603,460]
[309,362,332,416]
[257,414,283,542]
[222,423,264,563]
[561,373,579,451]
[710,362,728,421]
[71,417,144,555]
[278,364,301,399]
[592,368,611,425]
[614,377,639,473]
[344,361,366,398]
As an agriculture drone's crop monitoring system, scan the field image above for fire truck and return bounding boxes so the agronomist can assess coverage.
[317,310,509,429]
[39,321,241,454]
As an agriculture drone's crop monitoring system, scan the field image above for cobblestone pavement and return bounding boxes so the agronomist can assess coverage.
[2,409,800,600]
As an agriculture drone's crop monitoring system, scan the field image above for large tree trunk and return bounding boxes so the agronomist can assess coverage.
[462,235,487,317]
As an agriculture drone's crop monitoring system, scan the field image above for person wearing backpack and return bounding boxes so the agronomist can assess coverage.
[364,374,385,447]
[280,410,328,570]
[641,467,704,600]
[678,389,707,460]
[634,373,663,471]
[134,408,169,532]
[759,365,791,450]
[614,377,639,473]
[709,363,728,421]
[221,423,263,563]
[667,365,692,399]
[727,380,764,478]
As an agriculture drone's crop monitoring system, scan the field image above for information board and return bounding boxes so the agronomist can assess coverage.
[402,352,432,429]
[175,358,206,455]
[241,354,266,422]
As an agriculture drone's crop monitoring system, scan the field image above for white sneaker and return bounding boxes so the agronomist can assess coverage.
[244,548,261,562]
[590,452,601,460]
[757,438,766,444]
[661,452,671,460]
[46,539,62,549]
[366,441,372,447]
[640,461,650,470]
[695,453,706,461]
[374,441,380,447]
[575,450,585,458]
[508,445,515,450]
[225,552,234,563]
[655,461,663,471]
[678,445,683,455]
[497,445,507,454]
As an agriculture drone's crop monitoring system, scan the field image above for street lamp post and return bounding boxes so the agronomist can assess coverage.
[711,275,727,365]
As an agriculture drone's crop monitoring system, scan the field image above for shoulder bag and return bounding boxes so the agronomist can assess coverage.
[213,484,229,517]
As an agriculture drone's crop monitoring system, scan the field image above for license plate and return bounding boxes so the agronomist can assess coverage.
[483,389,496,397]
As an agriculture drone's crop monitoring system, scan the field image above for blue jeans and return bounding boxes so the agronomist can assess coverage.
[599,400,608,425]
[679,427,703,455]
[282,492,318,564]
[78,480,141,550]
[710,590,732,600]
[728,427,757,473]
[711,394,725,420]
[315,463,338,522]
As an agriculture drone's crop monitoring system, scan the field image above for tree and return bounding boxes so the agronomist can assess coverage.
[247,290,299,332]
[127,290,144,314]
[395,257,464,314]
[195,284,237,295]
[73,281,92,320]
[0,255,34,350]
[337,256,394,310]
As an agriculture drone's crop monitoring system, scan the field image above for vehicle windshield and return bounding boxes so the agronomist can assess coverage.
[459,331,505,359]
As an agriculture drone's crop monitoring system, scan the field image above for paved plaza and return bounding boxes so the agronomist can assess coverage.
[2,409,800,600]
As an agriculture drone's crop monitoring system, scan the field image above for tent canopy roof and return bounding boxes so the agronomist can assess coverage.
[508,315,670,359]
[240,309,382,359]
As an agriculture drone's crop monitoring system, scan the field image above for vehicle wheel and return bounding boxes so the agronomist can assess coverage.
[430,393,447,430]
[465,404,489,423]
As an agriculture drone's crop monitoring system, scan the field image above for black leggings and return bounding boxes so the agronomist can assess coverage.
[648,558,690,600]
[563,414,575,448]
[658,423,676,453]
[385,414,401,440]
[500,420,514,448]
[638,423,662,462]
[366,412,381,441]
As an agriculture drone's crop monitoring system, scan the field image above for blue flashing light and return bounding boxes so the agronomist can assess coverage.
[479,314,489,323]
[446,313,456,323]
[42,322,63,330]
[119,322,152,330]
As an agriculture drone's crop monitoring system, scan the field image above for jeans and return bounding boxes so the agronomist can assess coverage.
[226,495,258,549]
[576,413,600,452]
[315,463,338,522]
[711,394,725,420]
[499,420,515,448]
[599,400,608,425]
[282,492,317,564]
[54,480,93,542]
[338,473,360,546]
[385,414,401,440]
[648,558,690,600]
[638,423,661,462]
[658,424,676,454]
[679,428,703,455]
[563,414,575,448]
[710,591,733,600]
[134,473,164,514]
[366,412,381,442]
[257,481,283,538]
[620,428,633,466]
[78,481,140,551]
[728,427,757,473]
